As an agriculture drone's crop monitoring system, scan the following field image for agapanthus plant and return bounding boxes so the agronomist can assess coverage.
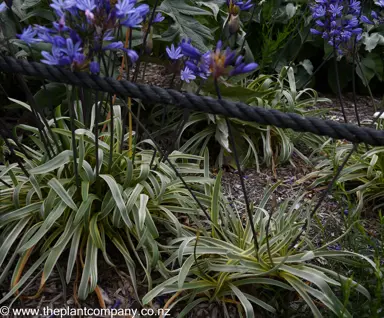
[226,0,254,34]
[175,39,258,82]
[16,0,159,73]
[310,0,364,55]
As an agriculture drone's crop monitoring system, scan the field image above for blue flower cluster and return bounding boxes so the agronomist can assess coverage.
[361,0,384,25]
[166,40,258,83]
[310,0,363,55]
[15,0,163,73]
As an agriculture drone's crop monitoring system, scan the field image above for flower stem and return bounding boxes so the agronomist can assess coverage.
[128,95,133,158]
[214,79,259,257]
[333,47,348,123]
[303,51,333,88]
[356,56,377,112]
[289,143,358,250]
[351,43,361,127]
[68,87,80,189]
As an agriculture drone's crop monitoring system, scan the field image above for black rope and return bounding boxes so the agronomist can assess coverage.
[1,56,384,146]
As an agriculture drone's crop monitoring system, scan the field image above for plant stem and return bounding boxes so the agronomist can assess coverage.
[132,0,161,83]
[109,95,114,173]
[119,96,226,240]
[333,47,348,123]
[356,57,377,112]
[128,96,133,158]
[0,177,12,188]
[94,91,100,183]
[68,87,80,189]
[0,117,32,160]
[130,0,161,163]
[161,104,167,128]
[156,80,205,169]
[0,128,29,177]
[169,72,176,89]
[239,1,258,54]
[273,7,310,70]
[289,143,357,250]
[104,28,131,135]
[123,28,134,158]
[214,79,259,257]
[15,74,55,159]
[351,44,361,127]
[303,51,333,88]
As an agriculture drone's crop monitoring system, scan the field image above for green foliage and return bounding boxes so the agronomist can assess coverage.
[158,0,217,52]
[142,175,378,317]
[308,206,384,317]
[171,67,329,170]
[299,126,384,214]
[1,0,384,316]
[247,0,304,73]
[0,98,215,302]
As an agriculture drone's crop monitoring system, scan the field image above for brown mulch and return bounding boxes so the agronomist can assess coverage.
[315,92,381,125]
[124,62,182,89]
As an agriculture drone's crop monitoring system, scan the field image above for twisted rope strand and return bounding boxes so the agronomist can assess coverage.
[1,56,383,145]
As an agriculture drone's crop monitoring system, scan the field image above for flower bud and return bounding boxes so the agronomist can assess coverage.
[229,14,240,34]
[145,36,153,54]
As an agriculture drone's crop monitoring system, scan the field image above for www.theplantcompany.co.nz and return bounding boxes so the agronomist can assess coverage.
[0,305,171,317]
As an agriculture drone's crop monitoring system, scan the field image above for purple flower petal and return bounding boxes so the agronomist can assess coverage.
[166,43,183,60]
[126,49,138,63]
[153,12,164,23]
[0,2,7,12]
[17,26,40,45]
[90,61,100,74]
[181,66,196,83]
[103,41,124,51]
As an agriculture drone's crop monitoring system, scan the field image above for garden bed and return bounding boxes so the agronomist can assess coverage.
[1,155,380,317]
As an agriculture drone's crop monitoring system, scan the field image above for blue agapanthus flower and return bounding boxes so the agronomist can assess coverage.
[180,66,196,83]
[50,0,76,16]
[310,0,364,55]
[41,45,69,65]
[166,44,183,60]
[174,39,257,83]
[115,0,136,18]
[152,12,164,23]
[76,0,96,20]
[16,0,156,74]
[17,26,41,45]
[207,40,258,78]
